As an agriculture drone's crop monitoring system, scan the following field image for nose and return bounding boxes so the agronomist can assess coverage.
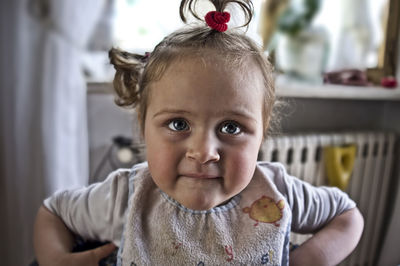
[186,131,220,164]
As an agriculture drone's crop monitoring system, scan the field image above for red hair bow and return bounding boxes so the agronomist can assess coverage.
[205,11,231,32]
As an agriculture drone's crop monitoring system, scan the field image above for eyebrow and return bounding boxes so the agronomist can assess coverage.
[152,108,192,118]
[220,110,259,124]
[152,108,258,124]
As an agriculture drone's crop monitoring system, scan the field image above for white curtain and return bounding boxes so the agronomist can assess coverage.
[0,0,105,265]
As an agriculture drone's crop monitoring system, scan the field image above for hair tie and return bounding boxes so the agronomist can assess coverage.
[140,52,151,63]
[205,11,230,32]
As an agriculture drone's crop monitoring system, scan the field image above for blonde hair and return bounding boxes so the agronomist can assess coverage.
[109,0,276,137]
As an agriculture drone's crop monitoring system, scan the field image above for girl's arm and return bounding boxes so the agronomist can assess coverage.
[33,205,116,266]
[289,207,364,266]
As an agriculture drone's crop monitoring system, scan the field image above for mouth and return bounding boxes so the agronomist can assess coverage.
[180,173,220,179]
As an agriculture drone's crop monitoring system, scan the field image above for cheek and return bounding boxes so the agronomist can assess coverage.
[147,140,171,167]
[146,142,178,190]
[233,149,258,173]
[224,141,260,185]
[145,131,181,176]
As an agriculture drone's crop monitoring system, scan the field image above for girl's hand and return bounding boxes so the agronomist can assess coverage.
[34,205,117,266]
[58,242,117,266]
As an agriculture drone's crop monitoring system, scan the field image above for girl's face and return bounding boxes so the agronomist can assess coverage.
[144,56,265,210]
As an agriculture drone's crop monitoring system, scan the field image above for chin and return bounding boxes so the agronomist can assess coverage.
[180,196,223,211]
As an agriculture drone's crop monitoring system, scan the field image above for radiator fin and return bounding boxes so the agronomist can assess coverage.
[260,132,396,266]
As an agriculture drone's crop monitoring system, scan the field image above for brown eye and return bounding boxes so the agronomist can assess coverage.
[168,119,189,131]
[220,121,241,135]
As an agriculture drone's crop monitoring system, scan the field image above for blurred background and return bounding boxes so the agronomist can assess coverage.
[1,0,400,265]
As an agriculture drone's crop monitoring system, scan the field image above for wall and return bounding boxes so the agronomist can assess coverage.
[86,43,400,264]
[278,98,386,133]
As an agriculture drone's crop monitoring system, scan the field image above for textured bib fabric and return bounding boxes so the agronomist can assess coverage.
[118,167,291,265]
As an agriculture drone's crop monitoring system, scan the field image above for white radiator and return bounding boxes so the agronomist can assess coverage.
[259,132,396,266]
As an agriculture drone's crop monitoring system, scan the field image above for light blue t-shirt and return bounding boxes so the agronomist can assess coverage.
[44,162,356,265]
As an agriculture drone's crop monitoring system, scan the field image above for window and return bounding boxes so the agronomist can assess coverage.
[85,0,263,82]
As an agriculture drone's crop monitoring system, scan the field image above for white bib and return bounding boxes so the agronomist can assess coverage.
[118,166,291,265]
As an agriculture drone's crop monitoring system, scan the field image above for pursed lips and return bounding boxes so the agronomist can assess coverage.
[180,173,220,179]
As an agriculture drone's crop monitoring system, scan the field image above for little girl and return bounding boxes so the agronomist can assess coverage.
[34,0,364,265]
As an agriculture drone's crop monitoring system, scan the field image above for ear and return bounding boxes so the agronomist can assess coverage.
[136,108,146,140]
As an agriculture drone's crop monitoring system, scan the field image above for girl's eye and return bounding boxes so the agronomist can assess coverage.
[168,119,189,131]
[220,122,241,135]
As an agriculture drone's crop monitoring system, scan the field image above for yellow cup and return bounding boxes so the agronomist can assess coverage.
[323,145,356,190]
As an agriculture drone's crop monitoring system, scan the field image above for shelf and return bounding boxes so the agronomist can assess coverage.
[88,77,400,101]
[275,75,400,101]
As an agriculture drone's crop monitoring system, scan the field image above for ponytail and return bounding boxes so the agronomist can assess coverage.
[179,0,254,28]
[109,48,150,108]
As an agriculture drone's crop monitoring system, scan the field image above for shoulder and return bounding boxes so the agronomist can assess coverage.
[255,161,306,208]
[256,161,291,188]
[107,162,150,197]
[255,161,335,204]
[48,162,150,206]
[256,161,287,176]
[244,162,294,204]
[104,162,149,186]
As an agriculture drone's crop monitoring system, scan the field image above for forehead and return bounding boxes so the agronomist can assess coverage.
[147,55,265,113]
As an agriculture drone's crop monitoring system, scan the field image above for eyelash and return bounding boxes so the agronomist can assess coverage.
[219,121,242,135]
[167,118,190,132]
[167,119,243,135]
